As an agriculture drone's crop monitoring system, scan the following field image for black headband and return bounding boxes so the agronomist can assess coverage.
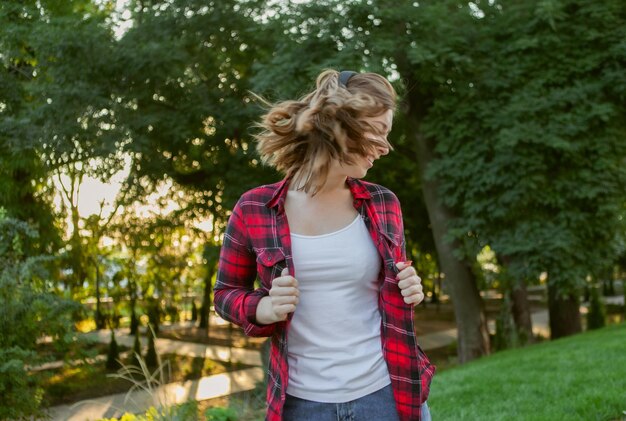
[338,70,358,88]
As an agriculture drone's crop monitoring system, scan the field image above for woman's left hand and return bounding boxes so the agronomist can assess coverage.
[396,261,425,305]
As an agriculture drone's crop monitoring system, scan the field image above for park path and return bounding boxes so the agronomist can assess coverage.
[418,309,550,350]
[46,310,551,421]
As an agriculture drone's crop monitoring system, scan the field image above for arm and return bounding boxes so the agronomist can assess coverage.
[213,202,277,337]
[394,195,425,306]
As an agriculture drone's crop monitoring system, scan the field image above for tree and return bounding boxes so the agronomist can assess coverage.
[144,326,159,369]
[131,330,143,368]
[251,0,491,362]
[0,1,67,256]
[1,0,127,299]
[423,0,626,339]
[111,0,277,227]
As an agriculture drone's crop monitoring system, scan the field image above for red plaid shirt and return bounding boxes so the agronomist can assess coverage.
[214,177,435,420]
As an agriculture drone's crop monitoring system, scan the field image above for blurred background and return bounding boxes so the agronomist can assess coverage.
[1,0,625,420]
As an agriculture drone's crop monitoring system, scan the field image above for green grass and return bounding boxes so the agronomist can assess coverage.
[429,323,626,421]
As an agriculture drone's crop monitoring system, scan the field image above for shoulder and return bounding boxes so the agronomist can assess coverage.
[239,181,281,203]
[358,179,401,206]
[232,181,283,215]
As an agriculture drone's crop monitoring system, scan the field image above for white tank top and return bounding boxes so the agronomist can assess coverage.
[286,214,390,402]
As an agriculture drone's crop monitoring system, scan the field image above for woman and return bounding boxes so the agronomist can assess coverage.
[214,69,435,421]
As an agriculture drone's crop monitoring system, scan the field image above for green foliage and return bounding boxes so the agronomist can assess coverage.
[587,286,606,330]
[108,0,278,226]
[98,400,199,421]
[204,407,238,421]
[423,1,626,292]
[0,347,42,419]
[0,210,79,419]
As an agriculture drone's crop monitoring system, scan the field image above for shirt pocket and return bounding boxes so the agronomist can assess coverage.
[254,247,287,289]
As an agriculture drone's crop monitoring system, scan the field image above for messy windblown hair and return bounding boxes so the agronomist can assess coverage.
[253,69,397,194]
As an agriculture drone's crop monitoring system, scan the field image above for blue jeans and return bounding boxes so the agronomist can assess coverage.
[283,384,432,421]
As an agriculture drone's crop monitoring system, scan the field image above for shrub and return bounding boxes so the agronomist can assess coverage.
[98,401,199,421]
[0,211,79,419]
[205,407,238,421]
[106,330,122,371]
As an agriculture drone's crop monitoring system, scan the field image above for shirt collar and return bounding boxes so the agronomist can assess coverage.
[266,177,372,211]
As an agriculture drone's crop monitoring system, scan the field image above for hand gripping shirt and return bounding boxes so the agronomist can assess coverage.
[214,177,436,421]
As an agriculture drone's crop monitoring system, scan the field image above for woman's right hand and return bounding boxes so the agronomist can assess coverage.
[256,268,300,324]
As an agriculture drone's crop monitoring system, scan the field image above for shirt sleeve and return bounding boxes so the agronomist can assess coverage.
[213,201,277,337]
[398,201,408,262]
[391,193,408,263]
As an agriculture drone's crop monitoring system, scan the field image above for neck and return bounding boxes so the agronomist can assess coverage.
[289,171,348,197]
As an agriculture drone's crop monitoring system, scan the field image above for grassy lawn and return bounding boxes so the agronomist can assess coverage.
[429,323,626,421]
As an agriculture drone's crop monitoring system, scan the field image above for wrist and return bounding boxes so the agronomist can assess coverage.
[255,296,277,325]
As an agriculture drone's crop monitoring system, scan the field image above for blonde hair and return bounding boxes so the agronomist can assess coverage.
[253,69,396,194]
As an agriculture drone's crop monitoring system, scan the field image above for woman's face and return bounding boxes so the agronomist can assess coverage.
[332,109,393,179]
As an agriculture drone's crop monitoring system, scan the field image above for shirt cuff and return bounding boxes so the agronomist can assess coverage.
[243,291,277,337]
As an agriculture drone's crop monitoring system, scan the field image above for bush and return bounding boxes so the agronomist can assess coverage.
[205,407,238,421]
[0,211,79,419]
[98,400,199,421]
[106,330,122,371]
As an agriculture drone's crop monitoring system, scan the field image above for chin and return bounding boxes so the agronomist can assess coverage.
[351,169,369,179]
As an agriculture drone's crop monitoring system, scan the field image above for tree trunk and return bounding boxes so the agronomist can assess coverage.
[409,121,490,363]
[94,257,105,330]
[509,281,534,345]
[547,283,582,339]
[129,278,139,336]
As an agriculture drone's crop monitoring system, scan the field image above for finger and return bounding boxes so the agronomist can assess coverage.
[273,276,298,288]
[400,284,423,297]
[281,267,289,277]
[395,260,413,271]
[274,304,297,317]
[398,276,422,290]
[404,292,425,305]
[269,286,299,297]
[396,266,417,280]
[272,295,299,306]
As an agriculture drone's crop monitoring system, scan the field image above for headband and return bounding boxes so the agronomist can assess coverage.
[338,70,358,88]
